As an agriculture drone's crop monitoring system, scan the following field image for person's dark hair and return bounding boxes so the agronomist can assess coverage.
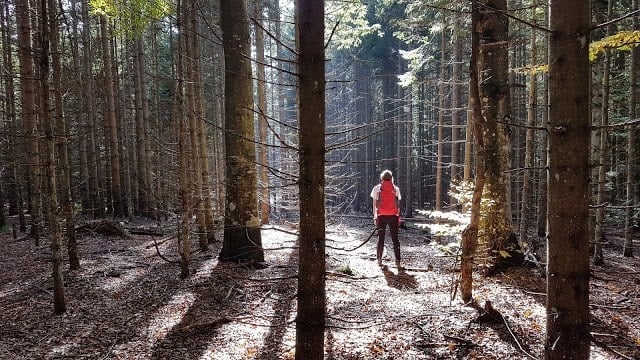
[380,169,393,182]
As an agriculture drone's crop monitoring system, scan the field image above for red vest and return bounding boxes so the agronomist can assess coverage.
[377,180,398,216]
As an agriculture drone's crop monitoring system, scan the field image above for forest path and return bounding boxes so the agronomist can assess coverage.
[0,218,637,359]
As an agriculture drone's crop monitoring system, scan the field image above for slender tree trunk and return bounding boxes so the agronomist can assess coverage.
[624,0,638,258]
[435,29,446,212]
[48,0,79,270]
[81,0,102,218]
[295,1,325,358]
[537,72,549,238]
[545,0,591,358]
[519,25,537,248]
[176,0,192,278]
[100,16,124,217]
[16,0,42,245]
[219,0,264,262]
[37,0,65,314]
[255,0,271,225]
[1,0,25,232]
[460,2,483,303]
[594,0,614,266]
[133,37,151,217]
[450,11,463,191]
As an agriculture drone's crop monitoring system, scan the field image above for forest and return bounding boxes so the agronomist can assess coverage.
[0,0,639,359]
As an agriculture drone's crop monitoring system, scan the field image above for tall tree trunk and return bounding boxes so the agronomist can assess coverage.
[593,0,613,266]
[295,1,325,358]
[133,37,151,218]
[176,0,192,278]
[100,16,124,217]
[435,28,446,212]
[81,0,102,218]
[450,11,463,191]
[545,0,591,358]
[219,0,264,263]
[460,1,483,304]
[49,0,79,270]
[16,0,42,244]
[624,0,638,258]
[476,0,513,272]
[519,24,537,248]
[1,0,25,232]
[255,0,271,225]
[37,0,65,314]
[183,0,207,251]
[537,71,549,238]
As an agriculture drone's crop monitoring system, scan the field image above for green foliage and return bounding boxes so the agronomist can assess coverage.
[337,264,355,276]
[326,0,381,50]
[590,30,640,61]
[89,0,173,36]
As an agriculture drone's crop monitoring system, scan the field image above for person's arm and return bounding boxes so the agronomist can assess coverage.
[372,197,378,223]
[371,186,378,224]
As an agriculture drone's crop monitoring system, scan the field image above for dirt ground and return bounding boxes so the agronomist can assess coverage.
[0,216,638,359]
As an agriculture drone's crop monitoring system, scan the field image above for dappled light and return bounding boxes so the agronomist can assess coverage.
[1,216,638,358]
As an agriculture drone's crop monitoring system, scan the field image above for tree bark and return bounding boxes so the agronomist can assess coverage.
[255,0,271,226]
[624,0,638,258]
[219,0,264,263]
[545,0,591,358]
[37,0,66,314]
[99,16,124,218]
[460,1,483,304]
[476,0,514,272]
[295,1,326,358]
[16,0,42,244]
[49,0,79,270]
[519,24,537,249]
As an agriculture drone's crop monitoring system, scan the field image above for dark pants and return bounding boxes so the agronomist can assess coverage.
[377,215,400,263]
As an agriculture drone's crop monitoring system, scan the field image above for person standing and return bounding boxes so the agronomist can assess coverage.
[371,169,402,270]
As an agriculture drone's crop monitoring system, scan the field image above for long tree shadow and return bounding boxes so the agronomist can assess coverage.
[147,229,299,360]
[254,247,298,360]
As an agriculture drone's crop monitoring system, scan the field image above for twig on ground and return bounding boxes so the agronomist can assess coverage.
[591,335,635,360]
[150,235,180,264]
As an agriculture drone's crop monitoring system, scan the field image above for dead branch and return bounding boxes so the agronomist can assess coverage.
[150,235,180,264]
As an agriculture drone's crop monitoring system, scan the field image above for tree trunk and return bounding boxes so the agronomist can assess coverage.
[476,0,513,272]
[16,0,42,245]
[295,1,326,358]
[624,0,638,258]
[81,0,103,218]
[100,15,124,218]
[49,0,79,270]
[37,0,66,314]
[176,0,192,278]
[219,0,264,263]
[133,37,151,218]
[594,0,613,266]
[254,0,271,226]
[537,71,549,238]
[545,0,591,358]
[450,11,463,190]
[519,25,537,249]
[435,28,446,212]
[460,2,483,304]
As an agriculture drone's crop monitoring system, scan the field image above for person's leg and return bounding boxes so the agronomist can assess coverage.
[376,217,387,266]
[389,216,401,269]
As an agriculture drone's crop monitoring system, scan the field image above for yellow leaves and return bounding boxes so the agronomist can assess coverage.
[499,250,511,258]
[590,30,640,61]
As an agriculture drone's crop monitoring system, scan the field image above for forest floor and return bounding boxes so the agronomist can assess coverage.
[0,215,639,360]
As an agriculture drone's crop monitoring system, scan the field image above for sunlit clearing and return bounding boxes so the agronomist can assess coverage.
[146,291,196,342]
[192,256,218,282]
